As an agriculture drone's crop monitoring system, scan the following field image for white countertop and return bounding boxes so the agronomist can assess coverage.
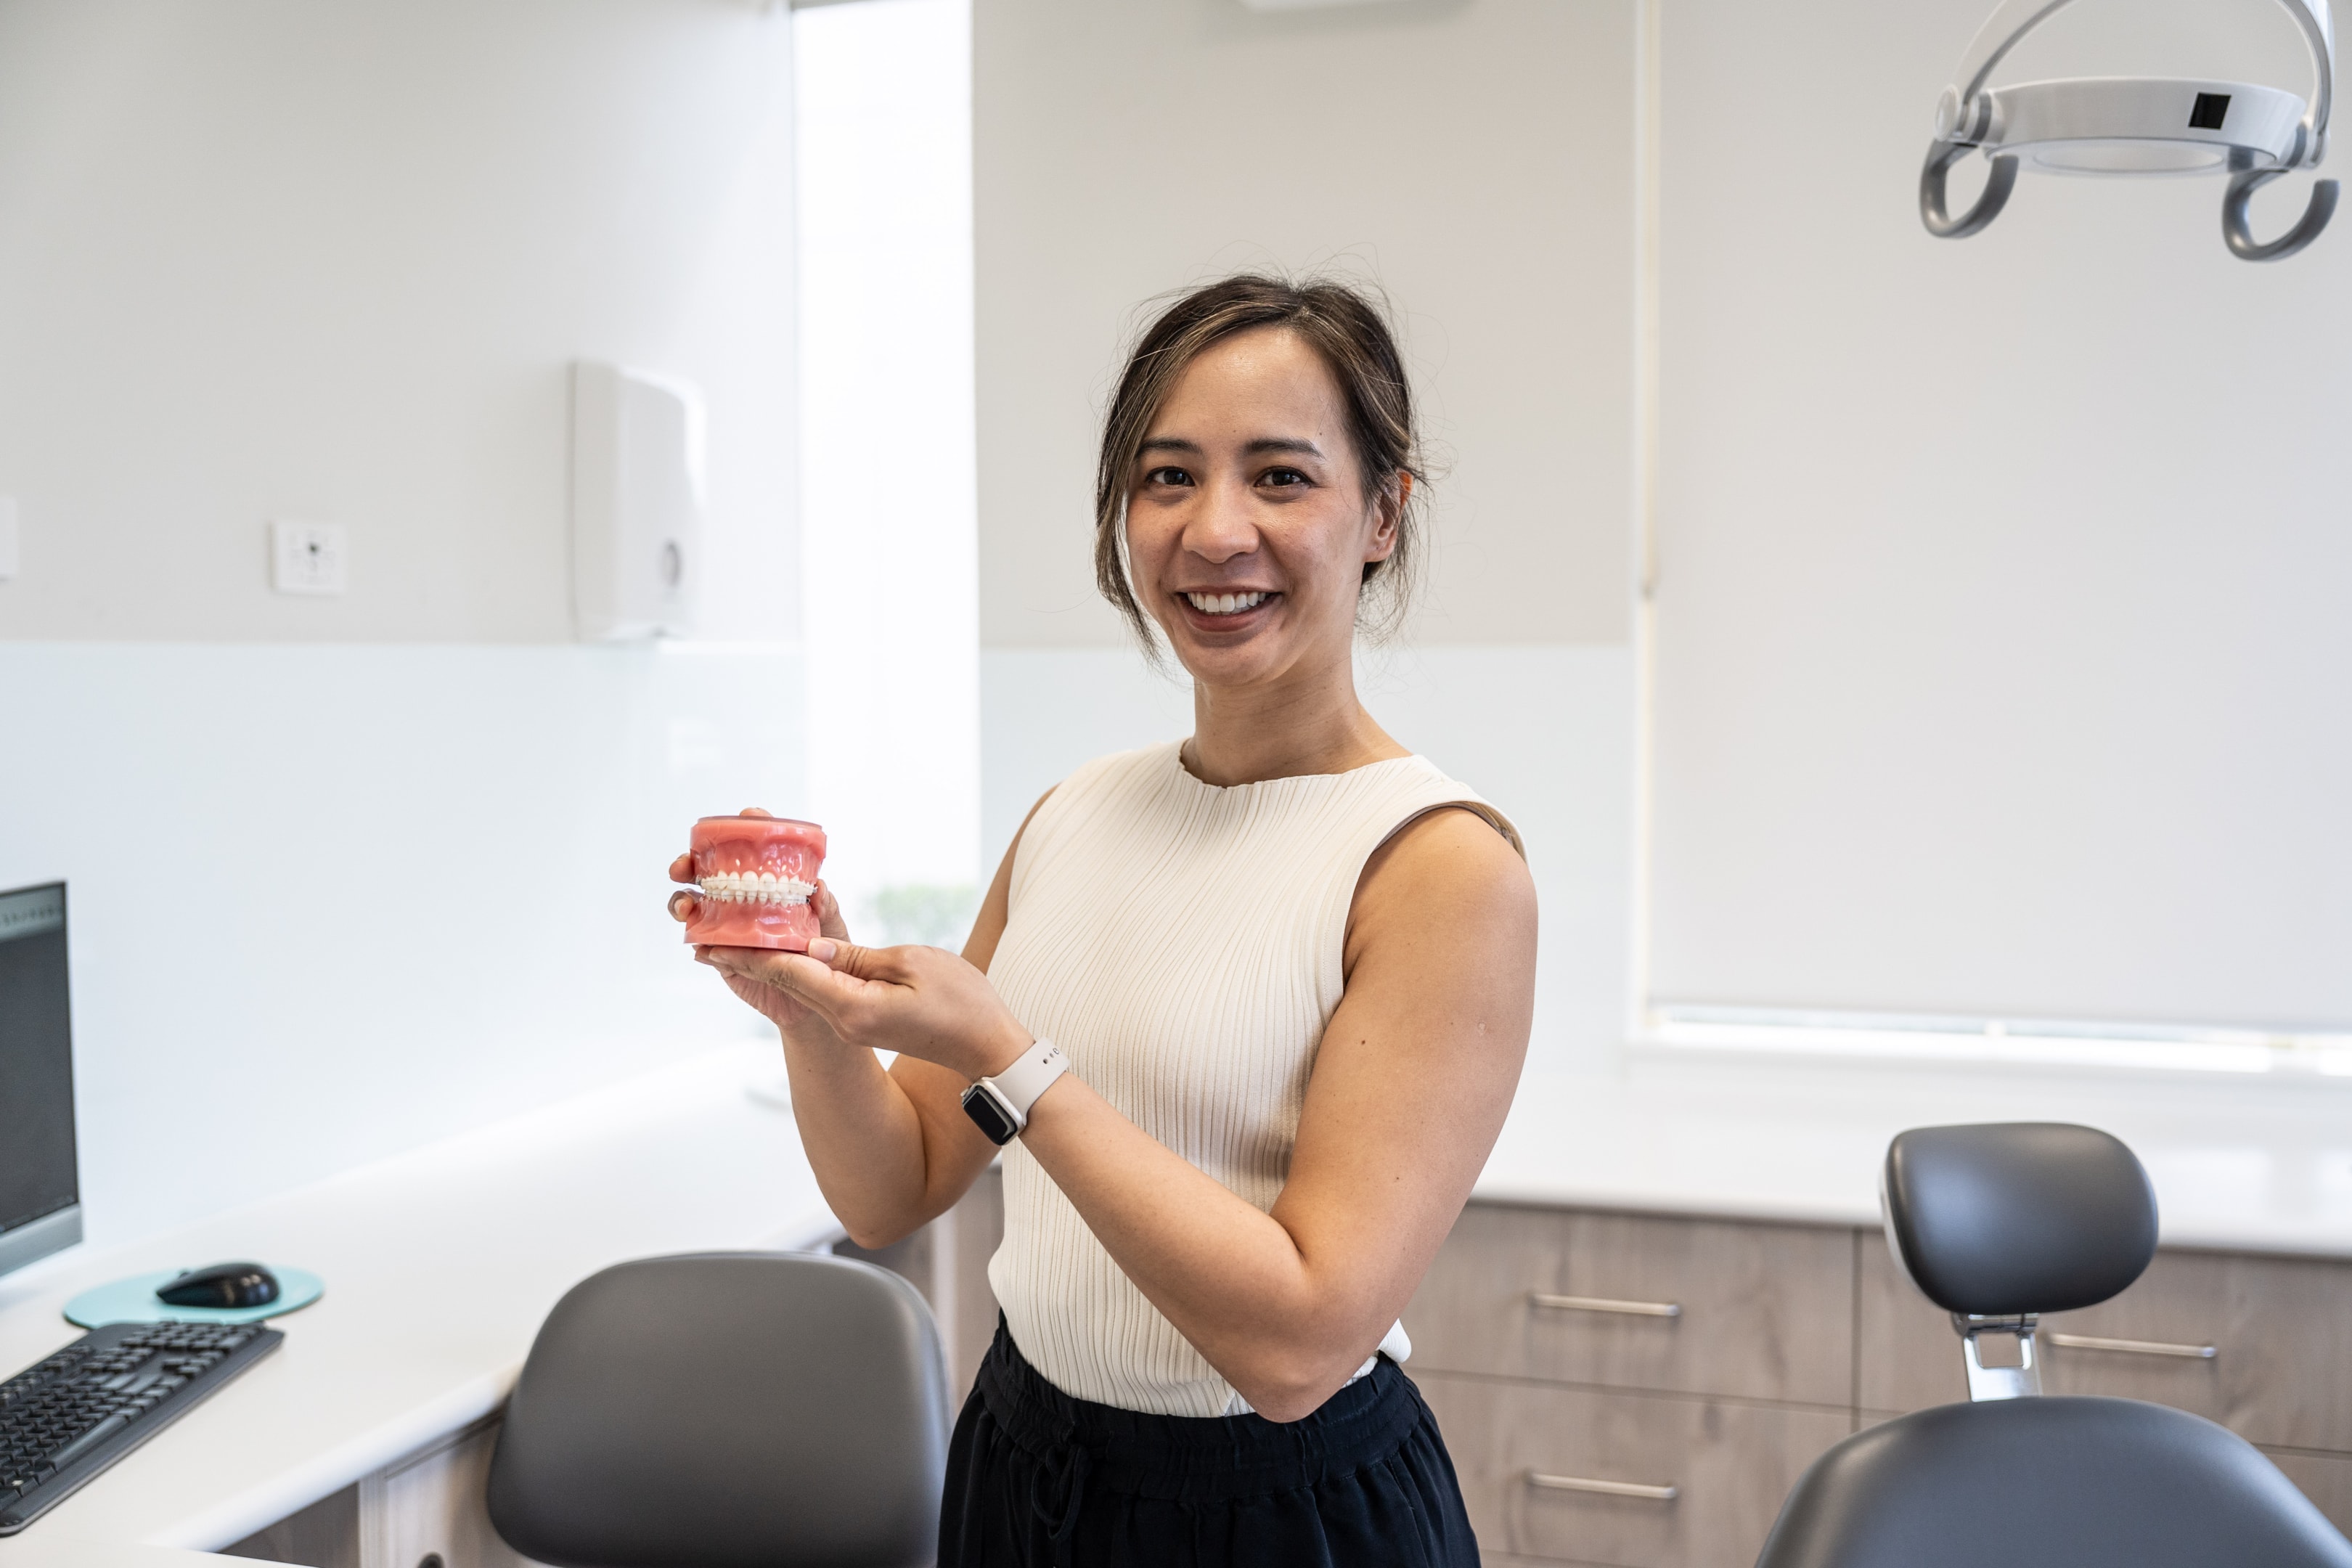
[9,1038,2352,1565]
[1479,1053,2352,1257]
[0,1042,832,1568]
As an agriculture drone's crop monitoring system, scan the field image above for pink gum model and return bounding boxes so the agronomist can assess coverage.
[685,816,827,951]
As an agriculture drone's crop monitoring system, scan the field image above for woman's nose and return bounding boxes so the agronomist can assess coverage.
[1183,479,1259,563]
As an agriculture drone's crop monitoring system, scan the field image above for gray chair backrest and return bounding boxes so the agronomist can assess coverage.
[1755,1397,2352,1568]
[485,1250,950,1568]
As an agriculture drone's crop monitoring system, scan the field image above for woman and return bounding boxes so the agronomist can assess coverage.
[673,275,1536,1567]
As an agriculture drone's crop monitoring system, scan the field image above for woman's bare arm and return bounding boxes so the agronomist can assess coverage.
[718,804,1536,1418]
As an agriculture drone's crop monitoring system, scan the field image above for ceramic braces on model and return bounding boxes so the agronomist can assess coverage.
[697,871,815,905]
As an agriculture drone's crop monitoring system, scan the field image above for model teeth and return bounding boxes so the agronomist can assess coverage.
[1185,591,1267,615]
[697,872,814,905]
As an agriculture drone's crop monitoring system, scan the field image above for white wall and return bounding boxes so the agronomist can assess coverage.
[972,0,1644,1074]
[974,0,1638,649]
[798,0,983,931]
[0,0,798,645]
[0,0,804,1248]
[1646,0,2352,1032]
[0,642,801,1247]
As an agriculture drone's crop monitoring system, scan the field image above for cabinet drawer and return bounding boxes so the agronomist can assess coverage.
[1859,1236,2352,1451]
[1408,1203,1854,1405]
[1418,1373,1849,1568]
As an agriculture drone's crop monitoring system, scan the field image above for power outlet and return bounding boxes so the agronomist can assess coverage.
[271,520,347,596]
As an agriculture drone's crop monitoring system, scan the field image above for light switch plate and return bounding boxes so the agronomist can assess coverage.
[0,497,18,580]
[271,520,347,595]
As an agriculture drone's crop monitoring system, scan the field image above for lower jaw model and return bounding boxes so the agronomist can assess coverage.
[685,815,828,951]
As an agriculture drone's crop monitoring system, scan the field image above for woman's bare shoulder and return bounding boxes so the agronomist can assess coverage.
[1346,803,1535,969]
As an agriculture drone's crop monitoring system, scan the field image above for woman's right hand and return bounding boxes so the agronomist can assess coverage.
[667,811,853,1041]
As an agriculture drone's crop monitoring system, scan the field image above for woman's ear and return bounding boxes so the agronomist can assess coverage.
[1363,471,1408,563]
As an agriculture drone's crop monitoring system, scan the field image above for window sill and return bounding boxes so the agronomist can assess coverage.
[1637,1006,2352,1083]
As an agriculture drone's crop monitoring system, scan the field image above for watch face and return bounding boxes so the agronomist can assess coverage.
[961,1084,1019,1146]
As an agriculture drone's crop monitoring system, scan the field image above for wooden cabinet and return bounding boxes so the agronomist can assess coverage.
[1409,1204,1855,1407]
[1420,1375,1848,1568]
[1423,1200,2352,1566]
[226,1420,538,1568]
[360,1421,539,1568]
[1408,1204,1858,1567]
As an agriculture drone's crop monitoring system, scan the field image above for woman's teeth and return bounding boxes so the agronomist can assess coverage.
[698,870,814,905]
[1185,591,1268,616]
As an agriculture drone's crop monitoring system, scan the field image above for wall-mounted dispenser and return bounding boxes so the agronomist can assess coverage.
[571,362,704,640]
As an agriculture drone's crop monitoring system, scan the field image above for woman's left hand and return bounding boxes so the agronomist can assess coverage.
[699,938,1034,1083]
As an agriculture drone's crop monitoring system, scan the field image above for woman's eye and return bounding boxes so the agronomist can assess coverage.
[1260,467,1310,489]
[1145,466,1193,488]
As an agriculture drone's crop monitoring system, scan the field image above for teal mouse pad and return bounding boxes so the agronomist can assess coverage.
[65,1266,324,1328]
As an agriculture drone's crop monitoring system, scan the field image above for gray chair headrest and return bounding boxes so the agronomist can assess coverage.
[1882,1123,2157,1317]
[486,1250,948,1568]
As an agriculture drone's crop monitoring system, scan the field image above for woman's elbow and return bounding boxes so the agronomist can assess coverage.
[830,1193,936,1251]
[838,1218,912,1251]
[1227,1349,1365,1424]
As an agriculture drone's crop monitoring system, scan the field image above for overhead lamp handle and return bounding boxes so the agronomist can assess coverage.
[1920,141,2020,236]
[1935,0,2335,166]
[2221,165,2340,256]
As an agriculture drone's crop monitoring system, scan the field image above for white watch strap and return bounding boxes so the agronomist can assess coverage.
[981,1040,1069,1127]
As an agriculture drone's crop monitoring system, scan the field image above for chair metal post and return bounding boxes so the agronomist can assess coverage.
[1953,1312,2044,1400]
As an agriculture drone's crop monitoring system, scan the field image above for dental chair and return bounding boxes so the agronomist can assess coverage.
[484,1250,952,1568]
[1754,1124,2352,1568]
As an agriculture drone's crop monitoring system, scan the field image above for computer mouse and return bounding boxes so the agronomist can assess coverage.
[155,1262,280,1309]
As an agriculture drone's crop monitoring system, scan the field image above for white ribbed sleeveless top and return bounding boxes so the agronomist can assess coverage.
[984,740,1520,1416]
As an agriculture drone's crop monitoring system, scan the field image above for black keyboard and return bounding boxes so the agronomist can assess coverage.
[0,1320,283,1535]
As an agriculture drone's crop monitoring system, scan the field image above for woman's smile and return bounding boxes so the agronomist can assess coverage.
[1176,588,1281,632]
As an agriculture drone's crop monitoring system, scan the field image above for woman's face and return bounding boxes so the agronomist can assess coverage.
[1124,327,1397,691]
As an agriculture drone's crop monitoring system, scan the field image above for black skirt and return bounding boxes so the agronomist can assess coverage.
[939,1318,1481,1567]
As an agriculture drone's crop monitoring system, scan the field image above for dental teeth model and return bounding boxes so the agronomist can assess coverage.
[683,814,828,952]
[695,870,817,905]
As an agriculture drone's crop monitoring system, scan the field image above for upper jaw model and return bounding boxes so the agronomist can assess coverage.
[685,815,827,950]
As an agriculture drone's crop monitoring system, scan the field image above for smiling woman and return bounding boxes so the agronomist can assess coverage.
[674,274,1535,1568]
[1097,276,1424,657]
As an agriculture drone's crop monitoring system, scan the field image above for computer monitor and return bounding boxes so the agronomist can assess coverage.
[0,882,80,1277]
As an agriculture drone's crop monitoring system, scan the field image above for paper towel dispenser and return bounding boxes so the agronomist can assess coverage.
[571,362,704,640]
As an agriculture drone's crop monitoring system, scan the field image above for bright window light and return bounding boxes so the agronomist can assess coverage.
[795,0,981,944]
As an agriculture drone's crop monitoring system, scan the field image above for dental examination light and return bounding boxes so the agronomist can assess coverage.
[1922,0,2338,259]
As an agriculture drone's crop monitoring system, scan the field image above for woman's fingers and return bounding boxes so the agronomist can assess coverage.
[704,944,890,1032]
[814,882,851,942]
[738,806,775,819]
[669,852,696,885]
[701,937,1023,1079]
[806,936,893,980]
[668,889,699,923]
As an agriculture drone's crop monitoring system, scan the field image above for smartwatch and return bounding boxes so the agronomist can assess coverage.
[960,1040,1070,1146]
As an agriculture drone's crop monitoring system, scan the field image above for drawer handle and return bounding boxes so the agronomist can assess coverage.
[1527,1471,1680,1501]
[1528,1291,1681,1319]
[2046,1331,2217,1360]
